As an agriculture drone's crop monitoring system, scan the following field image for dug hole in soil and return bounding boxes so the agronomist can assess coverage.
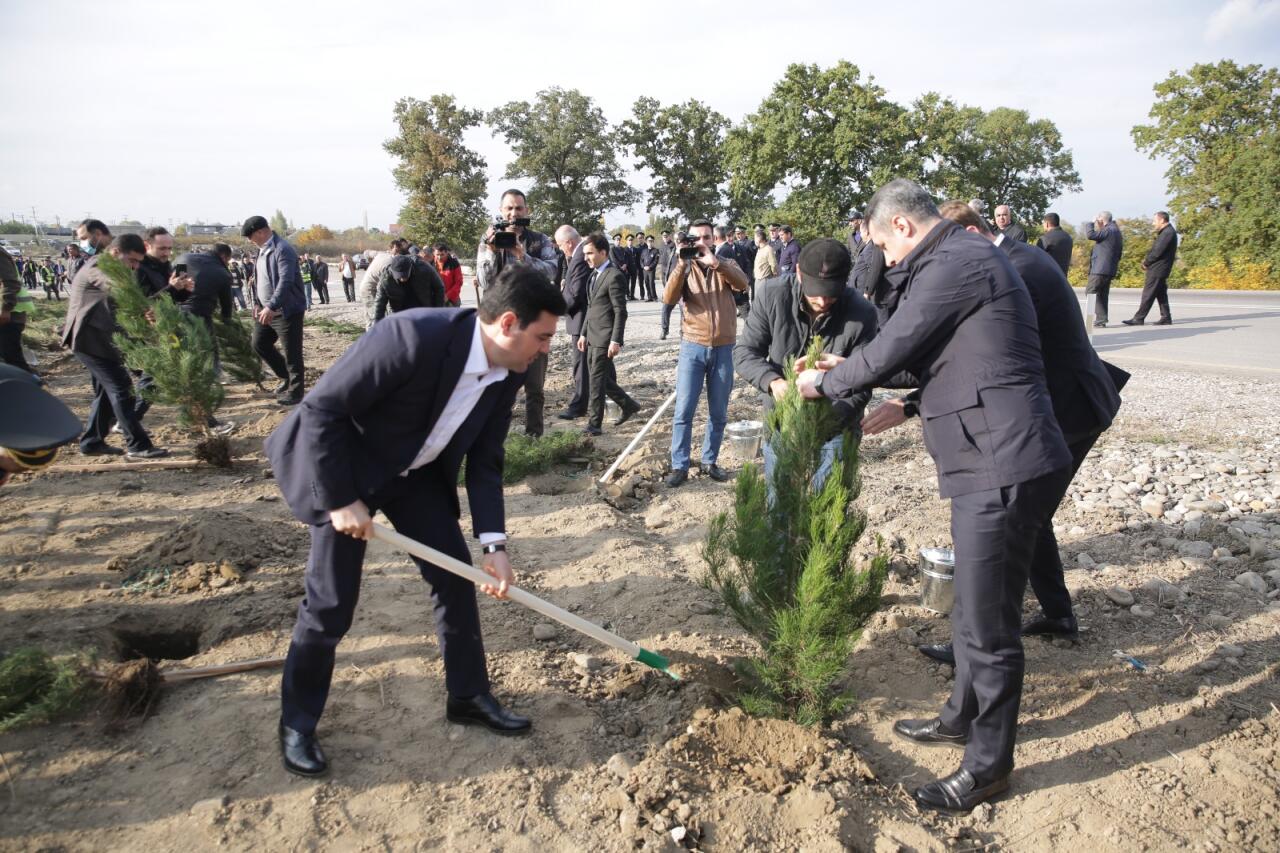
[0,297,1278,851]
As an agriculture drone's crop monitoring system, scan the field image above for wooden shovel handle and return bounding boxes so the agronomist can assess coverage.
[157,656,286,683]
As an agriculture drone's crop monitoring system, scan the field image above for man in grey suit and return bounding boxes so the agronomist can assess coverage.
[576,233,640,436]
[797,180,1071,813]
[1086,211,1124,327]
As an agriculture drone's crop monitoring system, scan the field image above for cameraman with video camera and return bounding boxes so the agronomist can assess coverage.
[476,188,560,437]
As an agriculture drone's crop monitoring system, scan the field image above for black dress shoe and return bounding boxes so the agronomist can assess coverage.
[582,425,603,437]
[1093,321,1107,328]
[1021,614,1078,637]
[446,693,531,736]
[279,723,328,777]
[273,380,289,394]
[913,768,1009,812]
[614,403,641,426]
[80,443,124,457]
[893,717,968,748]
[918,642,956,665]
[557,409,585,420]
[705,464,731,482]
[277,393,303,406]
[1121,318,1144,326]
[1153,318,1172,325]
[665,469,688,488]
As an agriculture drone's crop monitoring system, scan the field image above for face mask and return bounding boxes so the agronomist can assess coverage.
[78,239,96,255]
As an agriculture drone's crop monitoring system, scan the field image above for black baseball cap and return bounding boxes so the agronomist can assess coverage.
[389,255,414,280]
[241,215,269,237]
[797,238,850,298]
[847,209,863,220]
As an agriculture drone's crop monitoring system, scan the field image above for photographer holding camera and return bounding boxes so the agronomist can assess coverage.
[476,189,560,437]
[662,219,749,487]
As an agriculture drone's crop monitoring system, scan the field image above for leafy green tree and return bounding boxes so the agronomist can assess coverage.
[0,221,36,235]
[488,87,639,235]
[703,338,886,725]
[910,95,1081,224]
[1132,61,1280,271]
[619,97,730,224]
[269,210,290,236]
[384,94,490,253]
[723,62,910,234]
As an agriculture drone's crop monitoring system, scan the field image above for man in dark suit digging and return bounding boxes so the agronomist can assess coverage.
[265,265,565,777]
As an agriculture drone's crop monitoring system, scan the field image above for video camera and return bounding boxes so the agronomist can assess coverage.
[491,217,532,250]
[677,232,701,260]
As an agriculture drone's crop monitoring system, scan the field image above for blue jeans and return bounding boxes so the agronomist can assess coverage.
[762,434,844,506]
[303,282,313,308]
[670,341,734,470]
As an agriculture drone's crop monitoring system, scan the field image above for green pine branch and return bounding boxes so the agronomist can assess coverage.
[704,337,887,725]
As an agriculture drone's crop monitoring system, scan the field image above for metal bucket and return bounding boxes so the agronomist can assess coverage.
[725,420,764,460]
[919,547,956,614]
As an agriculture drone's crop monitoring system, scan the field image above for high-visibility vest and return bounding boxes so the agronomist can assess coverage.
[300,262,312,285]
[12,284,35,314]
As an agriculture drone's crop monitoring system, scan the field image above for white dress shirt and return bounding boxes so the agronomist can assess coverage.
[404,319,509,544]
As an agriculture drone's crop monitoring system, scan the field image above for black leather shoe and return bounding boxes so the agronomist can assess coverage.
[614,403,641,426]
[918,642,956,665]
[665,469,688,488]
[1093,321,1107,328]
[273,380,289,395]
[277,393,303,406]
[279,723,328,777]
[582,425,603,436]
[1021,614,1078,637]
[913,768,1009,812]
[446,693,531,736]
[893,717,968,748]
[1153,318,1172,325]
[705,464,731,482]
[80,443,124,457]
[557,409,585,420]
[1121,318,1143,326]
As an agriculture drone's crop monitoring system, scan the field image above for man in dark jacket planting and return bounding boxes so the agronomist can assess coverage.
[734,238,879,492]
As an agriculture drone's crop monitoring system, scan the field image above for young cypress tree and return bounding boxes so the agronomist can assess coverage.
[212,314,265,387]
[99,253,225,436]
[704,337,887,725]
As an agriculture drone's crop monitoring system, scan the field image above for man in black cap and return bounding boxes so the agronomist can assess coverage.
[735,238,878,492]
[846,209,864,257]
[0,364,82,486]
[374,253,445,321]
[242,215,307,405]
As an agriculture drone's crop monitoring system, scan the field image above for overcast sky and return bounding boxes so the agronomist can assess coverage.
[3,0,1278,234]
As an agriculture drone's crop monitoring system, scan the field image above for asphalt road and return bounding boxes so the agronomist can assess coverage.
[1082,289,1280,375]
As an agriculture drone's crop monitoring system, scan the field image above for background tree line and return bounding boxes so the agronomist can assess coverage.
[385,59,1277,289]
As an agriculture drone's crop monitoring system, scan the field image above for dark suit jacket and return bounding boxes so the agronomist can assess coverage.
[176,252,234,321]
[1035,229,1073,276]
[265,309,523,531]
[1001,239,1123,443]
[581,265,628,348]
[609,245,630,274]
[1144,225,1178,279]
[1001,223,1028,243]
[375,258,445,320]
[61,256,121,360]
[1087,222,1124,277]
[313,261,329,287]
[561,243,590,336]
[823,221,1070,498]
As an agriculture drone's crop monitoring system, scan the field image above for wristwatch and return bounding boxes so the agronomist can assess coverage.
[812,369,826,398]
[482,542,507,555]
[901,398,919,418]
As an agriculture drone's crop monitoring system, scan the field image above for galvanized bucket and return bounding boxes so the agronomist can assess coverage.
[725,420,764,460]
[919,547,956,614]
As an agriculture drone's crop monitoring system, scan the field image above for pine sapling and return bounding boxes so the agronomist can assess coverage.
[704,337,887,725]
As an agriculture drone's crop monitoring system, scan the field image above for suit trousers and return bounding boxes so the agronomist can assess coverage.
[522,351,547,437]
[1027,431,1101,619]
[1133,272,1171,322]
[315,280,330,304]
[642,269,657,301]
[587,345,634,430]
[939,465,1072,782]
[627,268,639,299]
[252,311,306,397]
[1086,274,1113,324]
[75,352,155,453]
[342,277,355,302]
[280,467,490,734]
[566,332,589,415]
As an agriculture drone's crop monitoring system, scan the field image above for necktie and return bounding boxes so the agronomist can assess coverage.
[588,270,598,297]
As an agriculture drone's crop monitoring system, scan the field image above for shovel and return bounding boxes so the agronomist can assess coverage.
[371,523,678,679]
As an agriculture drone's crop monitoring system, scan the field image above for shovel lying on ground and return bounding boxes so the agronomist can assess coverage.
[599,389,677,484]
[371,523,679,680]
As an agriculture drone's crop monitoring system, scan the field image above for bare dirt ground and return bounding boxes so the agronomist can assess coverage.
[1,295,1278,852]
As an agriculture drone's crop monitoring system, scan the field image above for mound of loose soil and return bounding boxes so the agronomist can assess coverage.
[120,510,309,577]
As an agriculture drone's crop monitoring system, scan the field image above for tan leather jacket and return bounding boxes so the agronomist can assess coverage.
[662,257,748,346]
